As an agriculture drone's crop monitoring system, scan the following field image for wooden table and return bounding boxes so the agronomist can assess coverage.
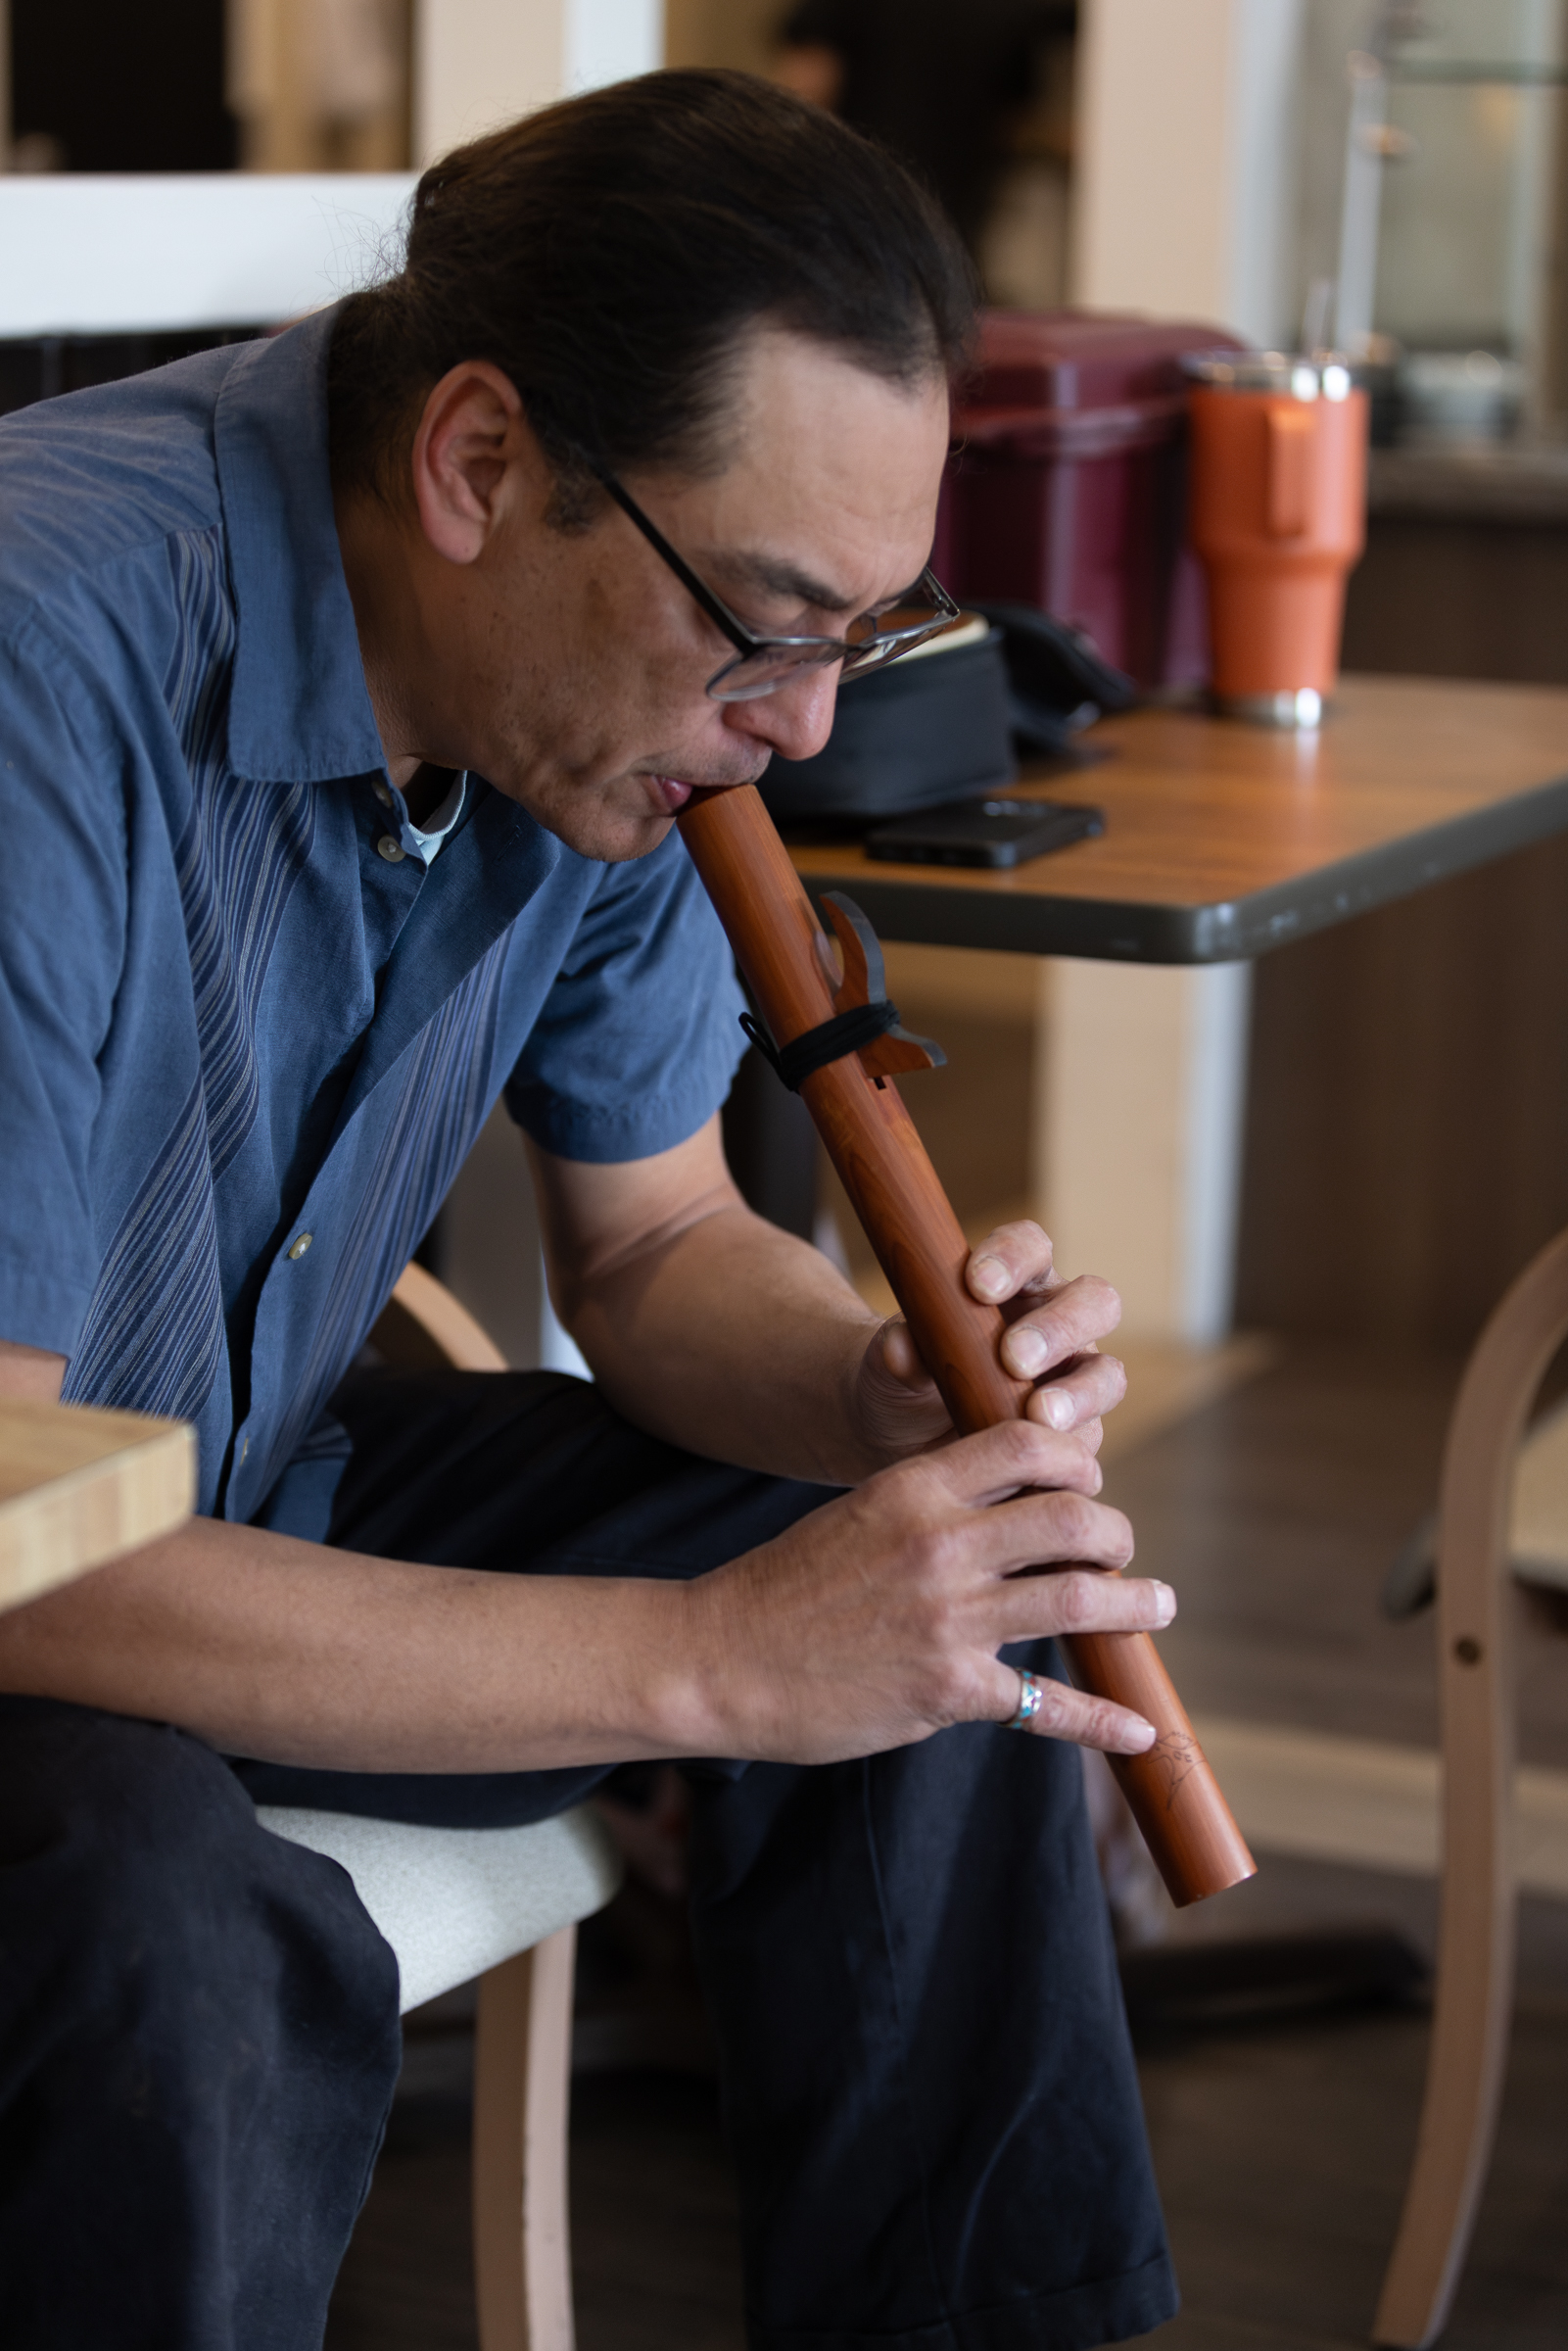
[0,1400,195,1613]
[786,674,1568,963]
[778,673,1568,1341]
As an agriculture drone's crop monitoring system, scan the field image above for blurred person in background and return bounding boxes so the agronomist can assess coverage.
[773,0,1076,266]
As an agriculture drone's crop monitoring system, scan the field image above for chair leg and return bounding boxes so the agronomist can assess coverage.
[472,1923,579,2351]
[1371,1554,1516,2345]
[1372,1230,1568,2345]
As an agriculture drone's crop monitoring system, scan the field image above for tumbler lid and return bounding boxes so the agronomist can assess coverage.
[1182,350,1354,402]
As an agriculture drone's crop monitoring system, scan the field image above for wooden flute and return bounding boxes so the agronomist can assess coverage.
[678,780,1256,1907]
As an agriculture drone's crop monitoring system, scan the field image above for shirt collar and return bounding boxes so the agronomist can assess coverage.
[214,305,389,786]
[404,769,468,862]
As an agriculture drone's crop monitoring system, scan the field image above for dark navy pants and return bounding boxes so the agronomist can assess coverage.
[0,1369,1175,2350]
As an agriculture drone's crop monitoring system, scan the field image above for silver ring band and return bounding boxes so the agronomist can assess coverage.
[1004,1668,1044,1731]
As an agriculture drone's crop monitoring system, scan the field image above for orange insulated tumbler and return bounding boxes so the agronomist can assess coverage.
[1185,353,1368,727]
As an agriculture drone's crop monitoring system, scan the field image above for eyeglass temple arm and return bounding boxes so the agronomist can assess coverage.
[589,454,958,649]
[586,463,757,657]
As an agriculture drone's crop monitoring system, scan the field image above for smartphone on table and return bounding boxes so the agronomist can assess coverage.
[865,796,1105,870]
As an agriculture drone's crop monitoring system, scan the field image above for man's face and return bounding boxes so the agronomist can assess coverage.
[412,328,952,863]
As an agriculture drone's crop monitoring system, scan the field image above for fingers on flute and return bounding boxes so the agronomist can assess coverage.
[998,1272,1123,1378]
[995,1565,1174,1643]
[926,1416,1106,1508]
[967,1220,1058,1302]
[989,1668,1159,1755]
[966,1229,1121,1356]
[1022,1349,1126,1436]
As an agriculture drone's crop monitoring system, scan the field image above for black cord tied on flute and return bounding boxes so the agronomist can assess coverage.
[740,999,902,1092]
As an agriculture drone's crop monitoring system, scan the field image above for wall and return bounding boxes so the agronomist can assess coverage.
[1237,492,1568,1349]
[1073,0,1306,347]
[662,0,778,75]
[229,0,411,172]
[412,0,662,164]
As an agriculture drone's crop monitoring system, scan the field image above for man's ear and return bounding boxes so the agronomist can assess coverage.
[409,360,537,565]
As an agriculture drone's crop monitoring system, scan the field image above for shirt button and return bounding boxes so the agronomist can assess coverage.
[374,781,394,808]
[287,1233,313,1261]
[376,835,405,863]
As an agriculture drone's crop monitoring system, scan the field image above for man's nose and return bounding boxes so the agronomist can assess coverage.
[724,666,840,763]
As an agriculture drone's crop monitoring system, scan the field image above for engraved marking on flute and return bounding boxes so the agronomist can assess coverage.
[1151,1730,1200,1811]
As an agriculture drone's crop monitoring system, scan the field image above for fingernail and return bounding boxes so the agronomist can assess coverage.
[1125,1718,1157,1752]
[972,1256,1008,1298]
[1152,1581,1176,1625]
[1041,1387,1073,1429]
[1007,1328,1047,1375]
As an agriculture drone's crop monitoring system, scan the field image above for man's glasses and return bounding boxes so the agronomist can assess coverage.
[585,459,962,703]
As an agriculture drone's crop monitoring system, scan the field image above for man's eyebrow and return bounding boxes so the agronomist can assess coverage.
[720,549,861,617]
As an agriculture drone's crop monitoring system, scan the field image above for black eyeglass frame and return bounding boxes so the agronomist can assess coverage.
[584,458,962,702]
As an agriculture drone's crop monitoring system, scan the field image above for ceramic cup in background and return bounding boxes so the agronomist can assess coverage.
[1184,353,1369,727]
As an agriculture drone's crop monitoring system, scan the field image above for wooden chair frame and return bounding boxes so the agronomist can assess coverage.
[473,1929,579,2351]
[1374,1224,1568,2347]
[375,1262,582,2351]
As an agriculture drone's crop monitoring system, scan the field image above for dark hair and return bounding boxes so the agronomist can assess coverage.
[328,68,975,518]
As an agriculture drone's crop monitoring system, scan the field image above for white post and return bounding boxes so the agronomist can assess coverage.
[1040,0,1305,1341]
[1072,0,1305,347]
[1043,960,1253,1348]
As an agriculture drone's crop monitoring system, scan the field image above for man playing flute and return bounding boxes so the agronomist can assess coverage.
[0,70,1178,2349]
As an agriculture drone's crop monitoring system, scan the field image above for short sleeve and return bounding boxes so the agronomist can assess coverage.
[502,830,746,1164]
[0,624,128,1351]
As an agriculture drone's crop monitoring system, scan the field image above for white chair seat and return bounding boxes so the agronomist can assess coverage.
[257,1802,622,2013]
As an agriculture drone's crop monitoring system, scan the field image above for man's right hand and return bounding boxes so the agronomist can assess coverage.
[685,1416,1171,1765]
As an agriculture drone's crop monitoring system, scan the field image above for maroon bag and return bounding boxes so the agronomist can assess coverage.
[933,310,1249,691]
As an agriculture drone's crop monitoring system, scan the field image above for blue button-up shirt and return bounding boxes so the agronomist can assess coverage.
[0,309,744,1530]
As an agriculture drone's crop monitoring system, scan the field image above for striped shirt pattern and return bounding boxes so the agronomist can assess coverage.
[2,311,744,1534]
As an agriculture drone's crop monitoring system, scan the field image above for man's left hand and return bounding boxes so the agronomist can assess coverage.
[849,1220,1126,1468]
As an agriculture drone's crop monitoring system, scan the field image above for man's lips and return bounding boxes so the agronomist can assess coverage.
[645,770,767,815]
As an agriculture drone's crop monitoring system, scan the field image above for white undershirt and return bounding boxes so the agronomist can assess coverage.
[404,770,468,864]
